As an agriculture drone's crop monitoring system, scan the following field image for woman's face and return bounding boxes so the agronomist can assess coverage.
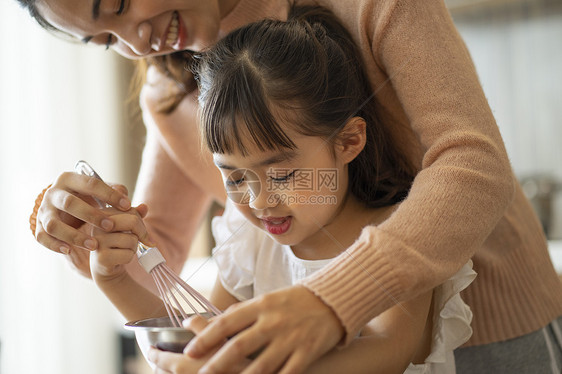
[36,0,236,59]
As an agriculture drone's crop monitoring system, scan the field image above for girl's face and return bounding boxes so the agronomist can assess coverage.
[213,125,354,257]
[35,0,238,59]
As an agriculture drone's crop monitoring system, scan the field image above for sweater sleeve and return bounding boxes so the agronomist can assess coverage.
[300,0,515,344]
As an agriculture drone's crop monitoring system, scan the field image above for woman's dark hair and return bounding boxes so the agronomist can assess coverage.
[195,5,416,207]
[16,0,57,31]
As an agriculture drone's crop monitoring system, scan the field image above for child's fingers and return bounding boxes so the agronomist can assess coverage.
[108,183,129,197]
[91,246,137,277]
[95,247,137,267]
[134,203,149,219]
[96,231,139,252]
[108,213,154,246]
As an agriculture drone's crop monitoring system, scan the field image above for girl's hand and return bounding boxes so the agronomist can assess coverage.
[148,317,249,374]
[184,286,344,374]
[35,172,132,262]
[89,204,152,282]
[148,347,205,374]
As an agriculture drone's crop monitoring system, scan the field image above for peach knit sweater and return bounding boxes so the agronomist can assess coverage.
[136,0,562,347]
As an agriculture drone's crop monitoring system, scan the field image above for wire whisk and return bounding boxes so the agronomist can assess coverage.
[75,160,221,327]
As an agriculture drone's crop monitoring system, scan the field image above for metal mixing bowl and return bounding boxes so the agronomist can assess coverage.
[125,315,200,357]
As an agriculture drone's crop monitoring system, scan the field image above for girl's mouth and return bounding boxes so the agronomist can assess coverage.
[261,216,292,235]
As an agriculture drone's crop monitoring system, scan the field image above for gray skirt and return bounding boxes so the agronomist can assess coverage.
[454,316,562,374]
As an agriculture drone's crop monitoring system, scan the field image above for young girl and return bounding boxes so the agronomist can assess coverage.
[90,6,475,373]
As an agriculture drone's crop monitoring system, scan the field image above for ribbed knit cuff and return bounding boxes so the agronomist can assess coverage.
[299,228,404,345]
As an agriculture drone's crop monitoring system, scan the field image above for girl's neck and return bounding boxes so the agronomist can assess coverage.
[290,196,397,261]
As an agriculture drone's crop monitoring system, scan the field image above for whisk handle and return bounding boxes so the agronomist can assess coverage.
[74,160,107,209]
[137,244,166,273]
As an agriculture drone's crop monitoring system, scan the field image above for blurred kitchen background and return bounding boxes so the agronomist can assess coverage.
[0,0,561,373]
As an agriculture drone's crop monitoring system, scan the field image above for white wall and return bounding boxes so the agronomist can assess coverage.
[451,0,562,237]
[0,2,134,373]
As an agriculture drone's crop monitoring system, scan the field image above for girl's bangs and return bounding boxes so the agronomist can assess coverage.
[201,64,296,156]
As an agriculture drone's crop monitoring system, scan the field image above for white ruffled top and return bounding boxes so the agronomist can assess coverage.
[212,201,476,373]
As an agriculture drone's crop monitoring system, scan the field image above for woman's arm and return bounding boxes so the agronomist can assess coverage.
[123,66,224,294]
[154,289,432,374]
[122,126,213,294]
[184,1,514,372]
[302,0,514,340]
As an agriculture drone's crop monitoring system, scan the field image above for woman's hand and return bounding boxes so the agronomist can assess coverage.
[35,172,133,267]
[184,286,344,374]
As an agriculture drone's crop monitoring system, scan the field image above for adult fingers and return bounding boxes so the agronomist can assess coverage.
[50,173,129,218]
[240,340,291,374]
[37,181,115,251]
[195,286,343,374]
[36,216,98,253]
[183,315,210,335]
[58,172,131,211]
[185,303,257,358]
[199,325,268,374]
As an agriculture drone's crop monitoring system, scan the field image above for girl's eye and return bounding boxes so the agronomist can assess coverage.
[270,170,297,183]
[226,177,244,187]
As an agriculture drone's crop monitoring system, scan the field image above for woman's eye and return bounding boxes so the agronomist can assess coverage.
[270,170,296,183]
[115,0,126,15]
[105,34,115,50]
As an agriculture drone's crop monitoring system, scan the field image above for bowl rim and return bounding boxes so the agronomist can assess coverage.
[124,316,189,332]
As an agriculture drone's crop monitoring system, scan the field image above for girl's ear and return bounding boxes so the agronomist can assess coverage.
[334,117,367,164]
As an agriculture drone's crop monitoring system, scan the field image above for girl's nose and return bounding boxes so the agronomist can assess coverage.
[249,184,278,210]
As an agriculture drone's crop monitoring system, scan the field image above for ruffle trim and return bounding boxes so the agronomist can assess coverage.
[406,260,476,373]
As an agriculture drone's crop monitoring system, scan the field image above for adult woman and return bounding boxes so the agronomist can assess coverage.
[22,0,562,373]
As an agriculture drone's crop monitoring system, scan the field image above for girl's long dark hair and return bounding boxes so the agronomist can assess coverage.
[195,5,416,207]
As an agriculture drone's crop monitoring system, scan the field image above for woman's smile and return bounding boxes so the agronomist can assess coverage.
[34,0,231,58]
[161,11,188,50]
[163,11,180,49]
